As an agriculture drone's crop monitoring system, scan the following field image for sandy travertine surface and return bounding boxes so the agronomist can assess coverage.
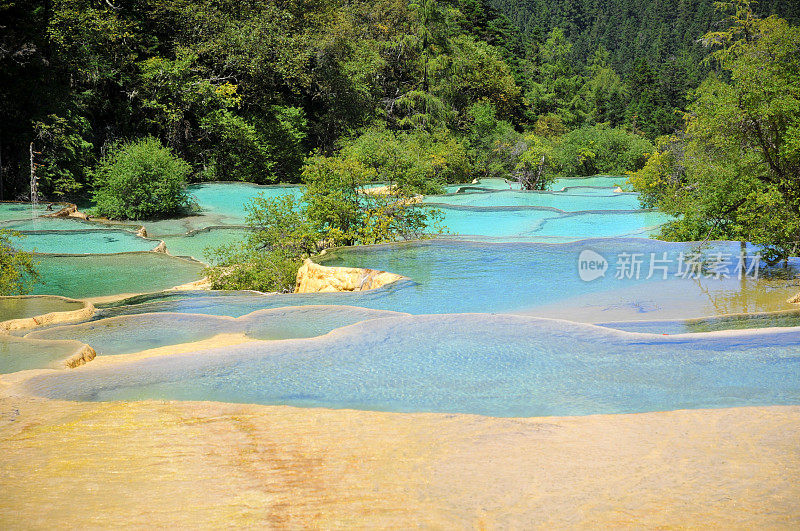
[0,395,798,529]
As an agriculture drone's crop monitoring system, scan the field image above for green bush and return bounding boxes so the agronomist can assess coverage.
[204,168,447,292]
[340,127,471,195]
[302,155,445,246]
[0,230,39,295]
[204,244,301,293]
[92,137,192,220]
[550,125,653,177]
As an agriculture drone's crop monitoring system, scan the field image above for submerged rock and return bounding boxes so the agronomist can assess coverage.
[295,259,403,293]
[0,295,95,332]
[64,345,97,368]
[44,202,90,220]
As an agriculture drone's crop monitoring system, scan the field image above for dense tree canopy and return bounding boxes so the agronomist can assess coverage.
[6,0,791,202]
[1,0,797,273]
[629,3,800,262]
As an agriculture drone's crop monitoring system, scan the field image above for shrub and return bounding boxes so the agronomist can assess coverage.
[92,137,192,220]
[0,230,39,295]
[302,155,445,246]
[204,167,446,291]
[204,244,301,293]
[550,125,653,177]
[340,127,470,195]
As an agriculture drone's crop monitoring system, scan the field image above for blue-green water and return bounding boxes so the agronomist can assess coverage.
[424,190,641,210]
[550,176,627,190]
[139,183,304,236]
[431,207,669,241]
[26,306,404,356]
[96,239,795,323]
[11,229,160,254]
[9,175,800,419]
[23,314,800,416]
[32,253,204,299]
[1,217,111,231]
[161,227,251,261]
[599,310,800,335]
[0,336,88,374]
[0,203,50,221]
[0,296,84,322]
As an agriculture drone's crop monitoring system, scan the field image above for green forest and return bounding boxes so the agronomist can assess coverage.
[1,0,798,281]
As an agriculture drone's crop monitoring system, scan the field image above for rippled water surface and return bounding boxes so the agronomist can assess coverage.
[28,306,404,356]
[95,239,797,323]
[32,253,204,298]
[23,315,800,416]
[5,176,799,419]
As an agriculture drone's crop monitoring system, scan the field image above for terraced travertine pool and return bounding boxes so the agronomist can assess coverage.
[19,314,800,417]
[1,176,799,418]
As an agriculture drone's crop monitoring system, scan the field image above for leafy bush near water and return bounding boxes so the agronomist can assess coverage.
[92,137,193,220]
[0,230,39,295]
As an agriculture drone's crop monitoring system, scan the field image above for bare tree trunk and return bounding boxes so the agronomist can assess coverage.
[30,142,38,204]
[534,155,546,190]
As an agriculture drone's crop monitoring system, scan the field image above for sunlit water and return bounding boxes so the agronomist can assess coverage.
[22,314,800,416]
[97,239,799,322]
[0,336,88,374]
[26,306,405,356]
[11,229,160,254]
[4,177,800,418]
[31,253,204,299]
[0,296,83,322]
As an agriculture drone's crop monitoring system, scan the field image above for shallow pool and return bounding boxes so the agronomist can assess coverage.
[27,306,404,356]
[12,229,160,254]
[33,252,204,299]
[161,227,251,261]
[21,314,800,417]
[0,336,89,374]
[139,183,303,236]
[95,239,799,322]
[424,190,641,210]
[0,296,84,322]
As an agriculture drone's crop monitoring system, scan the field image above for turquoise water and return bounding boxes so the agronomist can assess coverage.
[32,252,204,298]
[0,217,110,231]
[434,207,561,239]
[533,211,670,240]
[188,182,303,224]
[0,296,83,322]
[22,314,800,416]
[599,310,800,335]
[453,176,625,192]
[139,183,303,237]
[12,174,800,419]
[11,229,160,254]
[0,336,88,374]
[161,227,251,261]
[0,203,49,221]
[424,190,641,210]
[550,176,627,190]
[466,178,520,190]
[431,207,668,242]
[96,239,795,322]
[26,306,403,356]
